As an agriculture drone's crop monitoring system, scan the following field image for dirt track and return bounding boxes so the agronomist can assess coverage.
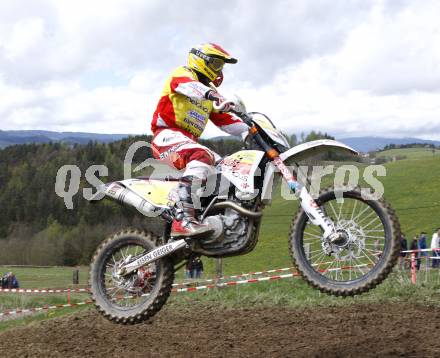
[0,303,439,357]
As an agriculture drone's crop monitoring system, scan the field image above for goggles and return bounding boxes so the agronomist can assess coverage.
[190,49,225,72]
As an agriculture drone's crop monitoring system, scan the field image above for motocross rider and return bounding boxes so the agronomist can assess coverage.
[151,43,249,238]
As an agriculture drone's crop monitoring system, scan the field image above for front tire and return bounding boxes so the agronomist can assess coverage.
[89,229,174,324]
[289,188,400,296]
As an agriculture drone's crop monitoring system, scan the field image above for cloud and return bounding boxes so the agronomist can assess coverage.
[0,0,371,85]
[0,0,439,140]
[0,78,151,133]
[331,1,440,95]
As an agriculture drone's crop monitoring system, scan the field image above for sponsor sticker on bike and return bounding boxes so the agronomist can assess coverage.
[220,151,264,192]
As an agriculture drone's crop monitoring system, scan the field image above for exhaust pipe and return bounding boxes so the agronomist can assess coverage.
[98,183,161,217]
[210,201,262,218]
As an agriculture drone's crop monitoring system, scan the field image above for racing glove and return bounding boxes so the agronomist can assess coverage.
[205,90,234,112]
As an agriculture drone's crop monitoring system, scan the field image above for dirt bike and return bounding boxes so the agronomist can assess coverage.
[88,96,400,324]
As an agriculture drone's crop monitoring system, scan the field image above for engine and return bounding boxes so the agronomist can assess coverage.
[202,208,247,244]
[195,198,262,257]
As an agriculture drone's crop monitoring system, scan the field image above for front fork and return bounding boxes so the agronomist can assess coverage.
[272,157,336,241]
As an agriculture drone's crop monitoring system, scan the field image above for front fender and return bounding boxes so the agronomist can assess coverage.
[279,139,358,163]
[260,139,358,204]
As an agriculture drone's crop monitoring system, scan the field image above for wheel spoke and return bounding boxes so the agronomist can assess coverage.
[355,244,378,266]
[313,251,329,271]
[337,197,344,221]
[351,204,371,223]
[350,199,358,221]
[304,232,323,239]
[363,228,384,233]
[363,234,386,240]
[327,201,339,220]
[360,216,382,230]
[306,223,323,233]
[356,210,377,227]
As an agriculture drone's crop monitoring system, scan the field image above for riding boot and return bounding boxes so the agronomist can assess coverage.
[171,178,213,238]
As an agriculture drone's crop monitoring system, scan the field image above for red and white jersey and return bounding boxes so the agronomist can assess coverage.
[151,66,247,140]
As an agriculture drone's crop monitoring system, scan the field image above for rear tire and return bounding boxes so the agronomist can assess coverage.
[89,228,174,324]
[289,187,400,296]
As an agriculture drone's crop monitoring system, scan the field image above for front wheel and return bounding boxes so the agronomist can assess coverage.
[289,187,400,296]
[89,229,174,324]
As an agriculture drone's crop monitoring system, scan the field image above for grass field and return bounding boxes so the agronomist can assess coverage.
[0,292,90,311]
[0,266,89,289]
[0,266,90,321]
[172,270,440,308]
[377,147,440,160]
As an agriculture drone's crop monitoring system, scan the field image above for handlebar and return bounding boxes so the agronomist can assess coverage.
[210,94,254,126]
[209,93,277,154]
[230,109,253,126]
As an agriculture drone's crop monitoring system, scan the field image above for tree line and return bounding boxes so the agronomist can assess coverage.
[382,143,439,150]
[0,130,337,266]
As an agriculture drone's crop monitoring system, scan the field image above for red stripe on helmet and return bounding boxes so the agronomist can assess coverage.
[209,43,230,56]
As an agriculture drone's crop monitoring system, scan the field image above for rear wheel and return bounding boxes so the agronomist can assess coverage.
[289,188,400,296]
[89,229,174,324]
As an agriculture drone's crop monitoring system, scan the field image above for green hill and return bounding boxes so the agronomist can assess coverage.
[377,147,440,160]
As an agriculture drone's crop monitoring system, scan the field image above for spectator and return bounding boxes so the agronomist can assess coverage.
[185,261,192,279]
[1,273,8,289]
[186,257,204,279]
[10,273,19,289]
[192,257,204,279]
[399,234,408,270]
[431,228,440,269]
[418,232,428,268]
[1,272,19,289]
[186,258,196,279]
[410,236,421,271]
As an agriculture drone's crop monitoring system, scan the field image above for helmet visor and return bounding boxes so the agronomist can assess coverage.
[207,56,224,72]
[190,48,225,73]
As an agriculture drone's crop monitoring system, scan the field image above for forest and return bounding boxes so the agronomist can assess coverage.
[0,131,332,265]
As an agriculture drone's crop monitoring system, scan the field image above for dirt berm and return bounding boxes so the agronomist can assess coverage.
[0,303,439,357]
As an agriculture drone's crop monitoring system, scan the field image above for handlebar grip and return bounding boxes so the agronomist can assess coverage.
[212,101,222,110]
[213,100,235,111]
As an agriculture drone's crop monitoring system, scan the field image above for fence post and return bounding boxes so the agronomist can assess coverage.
[215,258,223,278]
[72,269,79,285]
[67,288,71,304]
[411,252,416,284]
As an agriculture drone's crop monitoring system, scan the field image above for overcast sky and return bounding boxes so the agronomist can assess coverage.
[1,0,439,139]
